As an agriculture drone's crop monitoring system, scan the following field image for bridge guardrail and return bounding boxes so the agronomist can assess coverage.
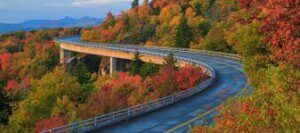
[44,37,241,133]
[54,37,242,61]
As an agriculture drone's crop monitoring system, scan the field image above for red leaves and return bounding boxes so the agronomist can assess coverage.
[0,53,12,79]
[115,21,125,33]
[80,90,111,118]
[80,73,144,118]
[110,72,143,89]
[3,77,30,95]
[81,66,207,118]
[260,0,300,66]
[148,66,178,97]
[177,66,205,90]
[34,116,66,133]
[20,76,31,90]
[3,79,18,94]
[102,29,115,42]
[238,0,300,66]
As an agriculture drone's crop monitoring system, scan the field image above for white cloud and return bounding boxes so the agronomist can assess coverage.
[72,0,132,6]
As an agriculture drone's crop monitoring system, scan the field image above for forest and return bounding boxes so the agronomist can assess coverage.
[81,0,300,131]
[0,28,207,132]
[0,0,299,132]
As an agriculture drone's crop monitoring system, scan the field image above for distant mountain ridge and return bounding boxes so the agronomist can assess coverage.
[0,16,103,33]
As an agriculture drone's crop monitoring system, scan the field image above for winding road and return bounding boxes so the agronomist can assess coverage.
[55,37,247,133]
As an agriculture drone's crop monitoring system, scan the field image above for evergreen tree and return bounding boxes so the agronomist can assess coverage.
[175,15,192,48]
[0,78,11,125]
[163,52,177,68]
[131,0,139,9]
[71,61,91,84]
[193,2,203,16]
[131,51,143,75]
[140,63,159,78]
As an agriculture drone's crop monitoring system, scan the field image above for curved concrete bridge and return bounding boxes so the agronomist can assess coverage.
[53,37,247,133]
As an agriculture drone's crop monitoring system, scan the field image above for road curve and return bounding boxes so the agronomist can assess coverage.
[56,37,247,133]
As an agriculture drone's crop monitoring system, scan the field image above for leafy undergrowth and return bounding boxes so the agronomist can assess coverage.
[79,65,208,119]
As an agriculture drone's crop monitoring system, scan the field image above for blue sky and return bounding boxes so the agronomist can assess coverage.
[0,0,133,23]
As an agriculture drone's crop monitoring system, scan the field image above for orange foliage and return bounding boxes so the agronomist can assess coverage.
[102,29,115,42]
[79,85,113,118]
[115,21,125,33]
[138,4,152,19]
[152,0,176,8]
[0,53,12,72]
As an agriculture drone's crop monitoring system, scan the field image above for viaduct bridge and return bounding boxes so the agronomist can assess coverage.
[48,37,248,133]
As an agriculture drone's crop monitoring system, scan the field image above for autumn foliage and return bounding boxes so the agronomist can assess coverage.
[192,0,300,131]
[34,116,66,133]
[0,28,81,131]
[177,66,207,90]
[3,79,18,95]
[0,0,299,132]
[260,0,300,66]
[80,66,207,118]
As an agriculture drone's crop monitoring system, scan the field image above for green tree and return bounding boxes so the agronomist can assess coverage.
[192,2,203,16]
[139,25,156,43]
[131,0,139,9]
[203,26,231,52]
[175,15,192,48]
[5,43,24,54]
[51,96,78,123]
[44,48,59,71]
[226,21,266,57]
[198,20,211,37]
[78,83,95,103]
[163,52,177,68]
[140,63,159,78]
[131,51,143,75]
[70,61,91,84]
[35,31,52,42]
[9,67,81,130]
[0,79,11,125]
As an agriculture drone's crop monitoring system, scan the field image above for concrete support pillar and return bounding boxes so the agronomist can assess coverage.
[110,57,117,76]
[60,48,71,65]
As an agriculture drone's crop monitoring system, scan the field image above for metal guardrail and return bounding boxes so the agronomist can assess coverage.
[54,37,242,61]
[44,37,241,133]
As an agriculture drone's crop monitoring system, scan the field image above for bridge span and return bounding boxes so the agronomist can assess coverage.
[49,37,247,133]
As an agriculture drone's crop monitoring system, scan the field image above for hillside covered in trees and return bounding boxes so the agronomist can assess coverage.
[82,0,300,131]
[0,0,299,132]
[0,28,208,132]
